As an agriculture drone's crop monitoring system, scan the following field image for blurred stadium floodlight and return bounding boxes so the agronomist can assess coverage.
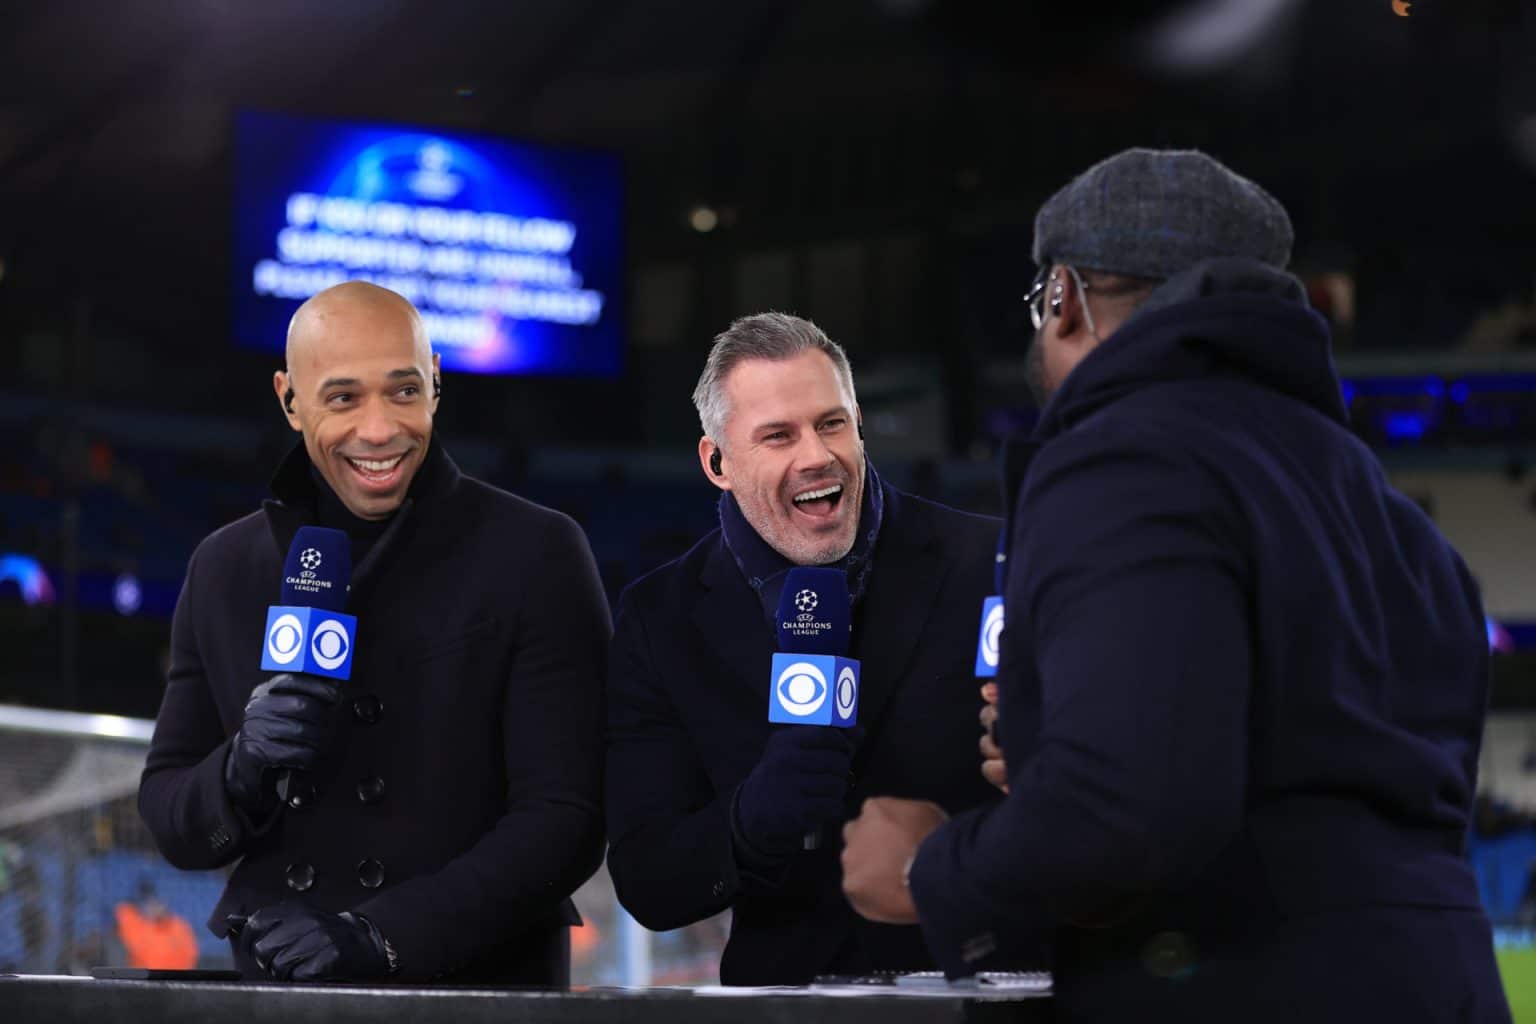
[1135,0,1302,76]
[0,555,55,607]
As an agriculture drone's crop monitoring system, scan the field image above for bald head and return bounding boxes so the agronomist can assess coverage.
[286,281,431,379]
[273,281,441,520]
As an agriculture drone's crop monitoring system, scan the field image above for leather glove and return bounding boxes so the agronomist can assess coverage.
[237,900,393,981]
[734,725,861,856]
[224,674,342,811]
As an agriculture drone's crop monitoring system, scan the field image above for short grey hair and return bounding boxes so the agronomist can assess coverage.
[692,312,857,445]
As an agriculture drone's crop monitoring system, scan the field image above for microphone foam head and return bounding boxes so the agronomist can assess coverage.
[281,526,352,611]
[776,566,851,656]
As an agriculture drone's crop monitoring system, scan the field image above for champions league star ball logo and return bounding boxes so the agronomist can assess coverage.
[794,589,819,614]
[299,548,323,572]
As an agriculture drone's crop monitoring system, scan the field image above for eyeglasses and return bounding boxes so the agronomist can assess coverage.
[1023,265,1052,331]
[1023,264,1100,339]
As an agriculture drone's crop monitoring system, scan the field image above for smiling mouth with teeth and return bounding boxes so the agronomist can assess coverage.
[348,455,405,472]
[793,484,842,503]
[791,482,845,518]
[342,452,411,486]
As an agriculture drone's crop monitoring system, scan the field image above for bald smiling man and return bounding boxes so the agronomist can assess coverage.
[138,282,611,985]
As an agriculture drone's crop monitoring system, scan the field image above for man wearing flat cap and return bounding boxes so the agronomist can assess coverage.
[842,149,1509,1020]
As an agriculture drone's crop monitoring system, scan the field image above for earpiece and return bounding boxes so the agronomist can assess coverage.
[858,421,865,441]
[710,449,723,476]
[283,387,295,414]
[1050,279,1064,316]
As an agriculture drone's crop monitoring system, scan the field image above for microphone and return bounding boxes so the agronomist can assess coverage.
[975,596,1004,678]
[975,533,1006,678]
[769,567,860,851]
[260,526,356,807]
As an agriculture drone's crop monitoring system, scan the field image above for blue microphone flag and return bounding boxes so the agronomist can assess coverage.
[975,596,1004,678]
[262,526,356,681]
[281,526,351,610]
[770,567,858,727]
[776,567,851,656]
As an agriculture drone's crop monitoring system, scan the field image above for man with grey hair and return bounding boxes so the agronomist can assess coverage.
[604,312,1009,984]
[689,313,866,567]
[842,149,1508,1020]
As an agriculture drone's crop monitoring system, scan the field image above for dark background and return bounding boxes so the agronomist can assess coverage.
[2,0,1535,715]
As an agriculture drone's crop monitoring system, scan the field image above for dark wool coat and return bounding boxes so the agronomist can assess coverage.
[139,441,610,984]
[910,263,1508,1022]
[606,482,1006,985]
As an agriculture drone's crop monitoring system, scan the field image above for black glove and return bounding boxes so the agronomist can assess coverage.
[237,900,393,981]
[734,726,860,856]
[224,674,342,812]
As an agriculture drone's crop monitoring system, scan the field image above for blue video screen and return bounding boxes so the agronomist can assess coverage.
[232,110,623,376]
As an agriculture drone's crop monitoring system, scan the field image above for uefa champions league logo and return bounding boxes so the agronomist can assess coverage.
[299,548,322,571]
[408,142,465,201]
[784,588,831,640]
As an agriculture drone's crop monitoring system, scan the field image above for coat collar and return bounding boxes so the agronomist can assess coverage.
[1031,259,1341,442]
[261,437,460,607]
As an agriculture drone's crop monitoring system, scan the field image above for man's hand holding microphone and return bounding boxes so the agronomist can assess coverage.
[225,527,395,981]
[733,726,860,858]
[223,675,342,815]
[733,567,863,864]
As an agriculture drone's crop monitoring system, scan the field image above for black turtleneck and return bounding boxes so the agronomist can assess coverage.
[309,464,395,568]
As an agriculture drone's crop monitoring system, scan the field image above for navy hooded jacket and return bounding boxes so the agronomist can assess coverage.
[908,260,1506,1021]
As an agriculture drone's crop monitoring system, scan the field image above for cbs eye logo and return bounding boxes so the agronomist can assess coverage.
[836,666,857,718]
[265,614,350,670]
[980,603,1005,669]
[266,614,305,665]
[310,619,351,671]
[775,661,828,716]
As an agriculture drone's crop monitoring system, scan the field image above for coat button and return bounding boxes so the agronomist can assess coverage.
[285,863,316,892]
[711,881,726,897]
[352,695,382,725]
[286,779,316,811]
[357,859,386,889]
[356,776,386,805]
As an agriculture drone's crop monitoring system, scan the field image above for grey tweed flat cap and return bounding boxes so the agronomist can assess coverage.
[1031,148,1293,279]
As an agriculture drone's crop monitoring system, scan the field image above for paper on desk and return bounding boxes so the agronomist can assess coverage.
[691,972,1050,1000]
